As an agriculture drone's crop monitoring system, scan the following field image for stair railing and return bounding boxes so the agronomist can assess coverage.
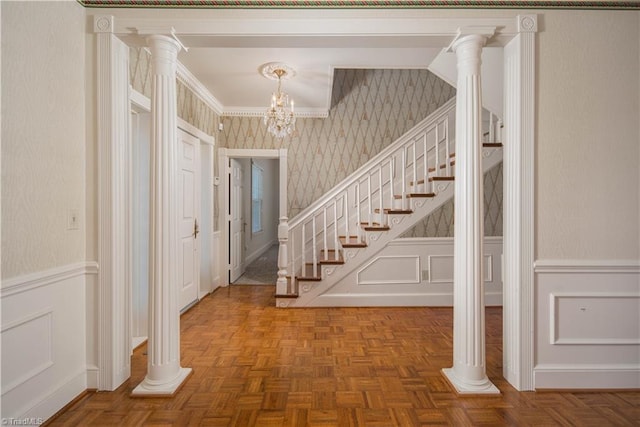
[283,97,457,294]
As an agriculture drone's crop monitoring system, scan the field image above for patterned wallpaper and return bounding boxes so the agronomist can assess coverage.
[130,47,221,229]
[401,162,503,238]
[220,68,456,218]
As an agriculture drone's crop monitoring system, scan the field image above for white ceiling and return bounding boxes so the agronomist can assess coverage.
[104,8,519,116]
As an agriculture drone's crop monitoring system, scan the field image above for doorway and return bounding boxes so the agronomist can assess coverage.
[233,158,280,285]
[220,148,288,287]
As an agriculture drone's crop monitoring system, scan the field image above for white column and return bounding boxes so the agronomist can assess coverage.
[442,29,499,395]
[132,34,192,396]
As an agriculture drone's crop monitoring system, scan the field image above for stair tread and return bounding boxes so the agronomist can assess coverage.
[339,236,367,248]
[394,193,436,199]
[429,176,454,182]
[362,223,391,231]
[483,142,503,148]
[374,208,413,214]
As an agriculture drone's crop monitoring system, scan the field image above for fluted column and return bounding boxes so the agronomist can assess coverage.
[442,30,499,395]
[132,34,192,396]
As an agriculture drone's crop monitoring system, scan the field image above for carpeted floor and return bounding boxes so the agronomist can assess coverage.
[233,244,278,285]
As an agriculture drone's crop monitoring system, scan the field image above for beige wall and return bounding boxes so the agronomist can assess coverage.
[1,1,87,279]
[537,10,640,260]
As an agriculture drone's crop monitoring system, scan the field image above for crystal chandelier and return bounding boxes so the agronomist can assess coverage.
[261,63,296,139]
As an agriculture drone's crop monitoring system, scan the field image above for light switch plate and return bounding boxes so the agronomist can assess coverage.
[68,209,79,230]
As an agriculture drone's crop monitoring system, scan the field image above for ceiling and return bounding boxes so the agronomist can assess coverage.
[102,8,520,117]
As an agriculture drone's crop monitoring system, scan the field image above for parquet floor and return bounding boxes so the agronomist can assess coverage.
[49,286,639,426]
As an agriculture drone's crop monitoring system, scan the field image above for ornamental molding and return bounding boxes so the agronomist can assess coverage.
[80,1,640,10]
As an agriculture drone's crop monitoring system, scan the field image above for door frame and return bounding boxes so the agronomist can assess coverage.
[219,148,288,286]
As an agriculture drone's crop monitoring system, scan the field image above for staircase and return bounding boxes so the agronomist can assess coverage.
[275,97,503,307]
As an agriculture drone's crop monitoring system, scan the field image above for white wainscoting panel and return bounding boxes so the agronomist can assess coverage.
[357,255,420,285]
[1,262,97,421]
[316,237,502,306]
[534,260,640,389]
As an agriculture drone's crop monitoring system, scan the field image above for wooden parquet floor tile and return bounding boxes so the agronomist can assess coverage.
[48,285,639,426]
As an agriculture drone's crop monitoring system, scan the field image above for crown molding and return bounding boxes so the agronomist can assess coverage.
[223,107,328,118]
[176,61,224,116]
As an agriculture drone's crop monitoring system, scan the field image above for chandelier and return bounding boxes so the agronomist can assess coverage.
[261,63,296,139]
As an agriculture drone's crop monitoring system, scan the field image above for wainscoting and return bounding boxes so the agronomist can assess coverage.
[1,262,97,420]
[316,237,503,307]
[534,260,640,389]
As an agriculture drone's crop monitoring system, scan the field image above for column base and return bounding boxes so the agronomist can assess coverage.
[131,367,192,397]
[442,368,500,395]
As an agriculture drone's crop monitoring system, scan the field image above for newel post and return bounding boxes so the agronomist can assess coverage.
[276,217,290,296]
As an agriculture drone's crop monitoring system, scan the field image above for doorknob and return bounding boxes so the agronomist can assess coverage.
[193,218,199,239]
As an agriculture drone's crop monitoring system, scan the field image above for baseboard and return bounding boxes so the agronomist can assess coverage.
[534,364,640,389]
[86,366,99,390]
[22,370,87,423]
[313,293,454,307]
[245,241,278,266]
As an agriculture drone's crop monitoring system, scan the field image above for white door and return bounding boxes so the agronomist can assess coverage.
[178,129,200,311]
[230,159,244,282]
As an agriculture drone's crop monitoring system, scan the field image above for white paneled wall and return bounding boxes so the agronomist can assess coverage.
[534,261,640,389]
[315,237,503,307]
[1,264,97,420]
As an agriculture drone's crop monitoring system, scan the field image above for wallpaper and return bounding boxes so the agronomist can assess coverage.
[130,47,222,230]
[1,1,87,279]
[220,68,456,218]
[401,162,503,238]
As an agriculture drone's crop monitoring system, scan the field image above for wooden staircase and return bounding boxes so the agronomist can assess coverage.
[276,98,503,306]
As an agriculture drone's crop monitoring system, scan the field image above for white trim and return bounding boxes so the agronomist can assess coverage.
[535,260,640,274]
[534,364,640,390]
[130,88,215,145]
[357,255,421,285]
[0,262,98,298]
[96,29,132,392]
[16,369,87,422]
[501,14,537,392]
[549,292,640,345]
[1,308,54,395]
[177,61,223,115]
[223,107,328,119]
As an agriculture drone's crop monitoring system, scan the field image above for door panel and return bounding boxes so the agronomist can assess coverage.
[178,129,200,310]
[230,159,244,282]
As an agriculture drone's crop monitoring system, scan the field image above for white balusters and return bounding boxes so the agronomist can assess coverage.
[445,117,451,177]
[333,199,339,261]
[401,147,407,210]
[343,189,349,242]
[356,182,362,241]
[323,206,328,261]
[412,143,417,195]
[312,216,317,277]
[301,221,306,276]
[388,159,394,209]
[422,134,428,192]
[367,174,372,227]
[378,166,384,225]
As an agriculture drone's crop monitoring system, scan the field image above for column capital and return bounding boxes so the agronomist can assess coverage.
[447,26,495,53]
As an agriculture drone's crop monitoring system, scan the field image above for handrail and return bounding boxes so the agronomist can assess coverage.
[288,97,456,229]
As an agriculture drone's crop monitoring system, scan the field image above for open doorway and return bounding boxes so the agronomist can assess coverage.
[233,158,280,285]
[220,148,288,287]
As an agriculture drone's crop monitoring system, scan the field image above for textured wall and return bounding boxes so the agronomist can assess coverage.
[536,11,640,259]
[220,68,456,217]
[1,1,86,279]
[402,162,503,238]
